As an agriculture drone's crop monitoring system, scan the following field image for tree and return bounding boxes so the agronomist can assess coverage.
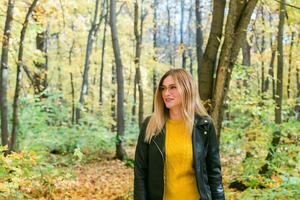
[110,0,127,160]
[195,0,205,92]
[1,0,15,148]
[33,29,49,96]
[10,0,39,153]
[152,0,158,112]
[180,0,187,69]
[259,6,267,96]
[264,14,276,99]
[166,0,173,65]
[211,0,258,139]
[76,0,102,122]
[99,0,109,105]
[287,30,295,98]
[242,39,251,66]
[259,0,286,175]
[187,3,194,75]
[274,0,285,124]
[198,0,226,111]
[132,0,145,128]
[111,63,116,132]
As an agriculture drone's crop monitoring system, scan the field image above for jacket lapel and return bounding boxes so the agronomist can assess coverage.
[152,126,166,161]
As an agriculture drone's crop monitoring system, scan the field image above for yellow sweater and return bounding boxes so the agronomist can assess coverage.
[164,119,200,200]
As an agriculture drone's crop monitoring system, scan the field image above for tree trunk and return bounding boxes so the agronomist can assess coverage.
[264,14,276,99]
[133,0,145,128]
[76,0,101,123]
[152,69,157,112]
[260,7,266,96]
[297,32,300,98]
[242,36,251,89]
[166,0,172,65]
[180,0,186,69]
[172,17,177,67]
[110,0,127,160]
[70,73,75,124]
[152,0,158,112]
[259,0,286,176]
[132,71,137,122]
[268,49,276,99]
[211,0,258,139]
[10,0,39,153]
[297,62,300,98]
[287,31,295,98]
[242,39,251,66]
[56,34,63,92]
[187,4,194,75]
[132,1,138,123]
[275,0,285,124]
[99,0,109,105]
[34,29,49,96]
[0,0,15,148]
[195,0,204,92]
[198,0,226,111]
[111,63,116,132]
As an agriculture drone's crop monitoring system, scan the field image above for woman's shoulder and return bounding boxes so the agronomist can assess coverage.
[140,115,152,132]
[143,115,152,125]
[195,114,213,126]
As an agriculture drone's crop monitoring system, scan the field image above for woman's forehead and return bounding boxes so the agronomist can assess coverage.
[162,75,176,85]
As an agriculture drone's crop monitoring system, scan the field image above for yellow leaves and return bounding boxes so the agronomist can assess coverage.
[271,174,282,183]
[267,175,283,188]
[48,160,134,199]
[286,98,295,105]
[0,182,10,193]
[1,156,135,198]
[177,43,185,55]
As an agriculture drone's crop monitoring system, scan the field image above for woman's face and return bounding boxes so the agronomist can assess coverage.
[161,75,182,110]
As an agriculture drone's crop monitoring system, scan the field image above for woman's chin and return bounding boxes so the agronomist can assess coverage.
[165,104,175,109]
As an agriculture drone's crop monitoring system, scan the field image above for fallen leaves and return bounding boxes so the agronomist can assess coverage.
[49,159,134,200]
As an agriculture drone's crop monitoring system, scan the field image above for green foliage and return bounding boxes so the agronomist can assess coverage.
[124,157,135,168]
[222,65,300,199]
[0,146,72,199]
[18,93,115,160]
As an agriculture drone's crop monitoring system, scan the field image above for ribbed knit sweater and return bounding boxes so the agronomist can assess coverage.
[164,119,200,200]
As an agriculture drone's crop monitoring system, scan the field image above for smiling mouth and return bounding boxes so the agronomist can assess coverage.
[165,98,174,102]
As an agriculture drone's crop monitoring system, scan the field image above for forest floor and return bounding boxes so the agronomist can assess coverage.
[49,159,134,200]
[41,147,241,200]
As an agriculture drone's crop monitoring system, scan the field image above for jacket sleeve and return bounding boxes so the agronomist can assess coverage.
[134,117,150,200]
[206,119,225,200]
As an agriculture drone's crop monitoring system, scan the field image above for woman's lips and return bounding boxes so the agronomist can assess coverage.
[165,98,174,102]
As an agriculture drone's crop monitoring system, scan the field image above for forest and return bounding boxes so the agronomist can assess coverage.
[0,0,299,199]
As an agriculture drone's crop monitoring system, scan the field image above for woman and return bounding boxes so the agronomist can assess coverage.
[134,69,225,200]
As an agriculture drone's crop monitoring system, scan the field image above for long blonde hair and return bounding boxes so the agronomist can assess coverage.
[145,68,208,143]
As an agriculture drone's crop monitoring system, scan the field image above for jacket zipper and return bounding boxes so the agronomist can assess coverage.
[152,128,166,200]
[193,124,205,199]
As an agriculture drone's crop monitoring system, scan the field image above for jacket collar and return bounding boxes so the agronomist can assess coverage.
[194,114,210,126]
[151,115,210,163]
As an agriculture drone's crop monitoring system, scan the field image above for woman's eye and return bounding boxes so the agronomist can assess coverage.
[170,86,176,89]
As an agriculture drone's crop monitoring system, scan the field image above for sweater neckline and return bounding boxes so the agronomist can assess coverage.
[167,118,185,124]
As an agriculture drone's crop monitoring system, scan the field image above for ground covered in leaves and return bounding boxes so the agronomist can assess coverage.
[51,160,133,200]
[1,146,299,200]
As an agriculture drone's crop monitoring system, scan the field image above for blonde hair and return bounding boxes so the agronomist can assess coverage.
[145,68,208,143]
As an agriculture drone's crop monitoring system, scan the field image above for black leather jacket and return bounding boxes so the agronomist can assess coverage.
[134,115,225,200]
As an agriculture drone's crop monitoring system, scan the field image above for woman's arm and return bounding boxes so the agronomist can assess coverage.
[206,120,225,200]
[134,117,150,200]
